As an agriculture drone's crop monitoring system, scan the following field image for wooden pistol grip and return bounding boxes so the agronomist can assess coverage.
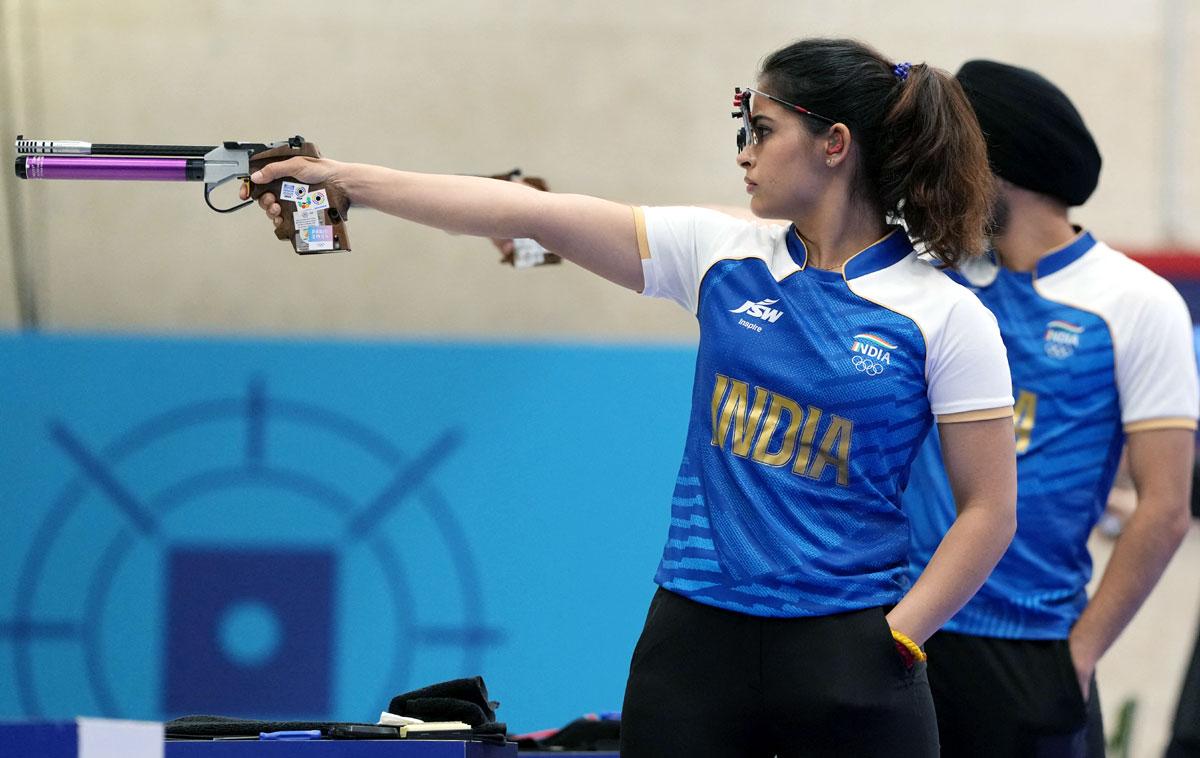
[248,142,351,254]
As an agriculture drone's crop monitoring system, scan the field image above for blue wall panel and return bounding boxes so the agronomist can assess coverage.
[0,333,696,732]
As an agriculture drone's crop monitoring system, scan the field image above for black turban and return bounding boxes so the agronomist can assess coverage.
[956,59,1102,207]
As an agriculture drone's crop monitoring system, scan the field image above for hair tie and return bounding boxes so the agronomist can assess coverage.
[892,62,912,82]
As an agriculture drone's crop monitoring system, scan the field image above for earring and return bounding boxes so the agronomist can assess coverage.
[826,158,834,166]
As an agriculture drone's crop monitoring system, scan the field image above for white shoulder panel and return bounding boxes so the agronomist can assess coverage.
[637,206,796,313]
[851,255,1014,416]
[1036,242,1200,428]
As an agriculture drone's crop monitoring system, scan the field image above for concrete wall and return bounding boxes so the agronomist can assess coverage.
[1,0,1198,337]
[1091,528,1199,757]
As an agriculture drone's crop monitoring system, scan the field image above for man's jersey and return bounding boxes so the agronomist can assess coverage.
[905,230,1200,639]
[635,206,1012,618]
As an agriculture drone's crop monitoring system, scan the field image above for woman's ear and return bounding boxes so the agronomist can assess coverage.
[824,124,851,167]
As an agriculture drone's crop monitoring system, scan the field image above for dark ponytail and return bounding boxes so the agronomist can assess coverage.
[760,39,993,266]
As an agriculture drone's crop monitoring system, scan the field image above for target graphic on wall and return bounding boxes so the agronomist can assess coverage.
[3,378,503,720]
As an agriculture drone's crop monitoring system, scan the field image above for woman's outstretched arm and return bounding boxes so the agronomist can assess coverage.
[246,157,645,291]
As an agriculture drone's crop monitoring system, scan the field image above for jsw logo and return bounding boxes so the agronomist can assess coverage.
[729,299,784,323]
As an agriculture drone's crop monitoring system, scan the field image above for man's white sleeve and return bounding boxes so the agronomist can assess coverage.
[1115,283,1200,432]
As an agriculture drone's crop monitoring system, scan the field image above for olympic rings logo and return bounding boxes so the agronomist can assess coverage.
[1044,342,1074,360]
[851,355,885,376]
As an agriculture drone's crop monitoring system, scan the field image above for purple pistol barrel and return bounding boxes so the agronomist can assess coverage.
[15,156,203,181]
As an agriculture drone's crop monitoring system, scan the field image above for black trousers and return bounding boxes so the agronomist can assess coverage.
[619,587,939,757]
[923,630,1104,757]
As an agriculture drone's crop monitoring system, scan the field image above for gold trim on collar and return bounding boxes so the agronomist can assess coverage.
[791,226,903,276]
[791,227,809,270]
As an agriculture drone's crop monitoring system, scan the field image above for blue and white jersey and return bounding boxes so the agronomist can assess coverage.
[635,206,1013,617]
[906,230,1200,639]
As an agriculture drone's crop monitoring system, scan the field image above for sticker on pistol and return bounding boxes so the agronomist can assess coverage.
[280,182,309,202]
[293,209,323,230]
[304,188,329,211]
[296,224,335,252]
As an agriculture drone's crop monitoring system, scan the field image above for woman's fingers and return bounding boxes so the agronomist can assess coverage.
[254,193,281,221]
[248,157,337,229]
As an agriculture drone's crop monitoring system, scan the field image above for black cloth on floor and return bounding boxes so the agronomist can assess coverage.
[387,676,499,727]
[515,717,621,751]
